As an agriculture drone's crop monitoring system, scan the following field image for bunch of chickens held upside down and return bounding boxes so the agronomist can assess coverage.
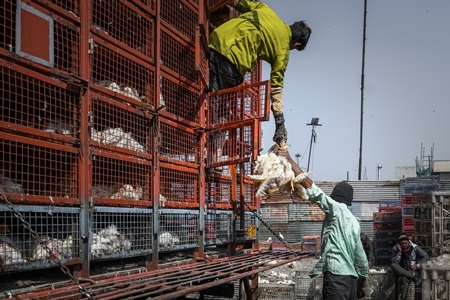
[248,144,309,200]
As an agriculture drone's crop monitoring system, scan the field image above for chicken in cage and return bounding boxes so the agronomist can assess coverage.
[44,118,74,135]
[110,184,144,201]
[97,80,143,102]
[0,174,25,195]
[31,235,73,261]
[159,231,181,248]
[91,224,132,258]
[90,127,146,153]
[0,222,27,265]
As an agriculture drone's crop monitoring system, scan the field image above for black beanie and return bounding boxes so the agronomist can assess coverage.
[330,181,353,206]
[398,233,409,242]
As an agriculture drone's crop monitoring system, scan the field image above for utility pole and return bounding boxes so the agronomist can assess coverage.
[358,0,368,180]
[295,153,301,166]
[307,118,322,172]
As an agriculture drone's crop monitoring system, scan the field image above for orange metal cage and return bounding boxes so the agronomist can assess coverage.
[90,93,153,157]
[1,1,81,76]
[91,150,153,207]
[91,0,154,62]
[159,164,200,209]
[207,81,271,128]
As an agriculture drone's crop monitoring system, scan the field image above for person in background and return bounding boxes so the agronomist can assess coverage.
[208,0,312,164]
[356,218,373,300]
[277,147,369,300]
[356,218,374,268]
[391,232,430,300]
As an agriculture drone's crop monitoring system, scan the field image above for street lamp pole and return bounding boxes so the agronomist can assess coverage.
[307,118,322,172]
[295,153,301,166]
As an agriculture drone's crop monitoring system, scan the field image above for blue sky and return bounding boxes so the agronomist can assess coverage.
[260,0,450,182]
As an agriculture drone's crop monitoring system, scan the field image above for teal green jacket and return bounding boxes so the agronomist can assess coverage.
[209,0,291,88]
[306,183,369,278]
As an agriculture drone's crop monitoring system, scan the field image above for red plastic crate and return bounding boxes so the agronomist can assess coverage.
[373,211,402,223]
[403,226,415,234]
[401,195,413,206]
[379,206,402,212]
[402,217,415,226]
[373,223,402,233]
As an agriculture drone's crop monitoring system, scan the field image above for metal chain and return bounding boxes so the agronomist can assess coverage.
[242,201,299,255]
[0,193,95,299]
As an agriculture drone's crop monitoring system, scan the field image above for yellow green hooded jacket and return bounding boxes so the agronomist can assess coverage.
[209,0,291,88]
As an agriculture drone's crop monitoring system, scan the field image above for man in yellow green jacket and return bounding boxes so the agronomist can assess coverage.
[209,0,311,145]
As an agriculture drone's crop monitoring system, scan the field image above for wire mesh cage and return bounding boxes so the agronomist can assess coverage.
[237,179,257,210]
[159,209,199,250]
[205,177,232,209]
[206,123,253,168]
[160,72,202,124]
[160,0,198,42]
[0,205,80,272]
[90,207,152,260]
[92,0,154,60]
[128,0,155,14]
[90,94,153,156]
[244,64,262,85]
[366,272,396,300]
[236,211,257,242]
[259,283,296,300]
[196,3,209,86]
[160,165,200,208]
[47,0,80,16]
[1,2,80,75]
[205,210,232,245]
[159,119,201,165]
[237,161,253,177]
[0,63,81,142]
[91,39,155,108]
[207,81,270,127]
[91,152,152,206]
[160,27,197,84]
[295,273,322,300]
[0,135,79,203]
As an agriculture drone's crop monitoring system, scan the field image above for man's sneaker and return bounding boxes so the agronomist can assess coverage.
[412,275,422,287]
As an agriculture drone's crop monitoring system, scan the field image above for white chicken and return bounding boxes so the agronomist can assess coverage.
[115,132,146,153]
[159,231,181,248]
[248,144,309,199]
[91,225,132,257]
[110,184,143,200]
[101,81,121,93]
[32,235,73,261]
[90,128,103,143]
[121,86,141,101]
[0,242,26,265]
[102,127,125,145]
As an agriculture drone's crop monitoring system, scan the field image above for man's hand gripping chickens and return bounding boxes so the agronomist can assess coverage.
[248,144,309,200]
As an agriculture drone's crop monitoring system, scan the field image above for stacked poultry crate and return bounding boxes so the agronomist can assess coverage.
[422,192,450,300]
[0,0,85,270]
[412,193,433,257]
[431,191,450,256]
[0,0,266,282]
[400,176,440,239]
[373,200,403,266]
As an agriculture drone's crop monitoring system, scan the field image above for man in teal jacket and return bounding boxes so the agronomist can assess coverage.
[209,0,311,145]
[277,147,369,300]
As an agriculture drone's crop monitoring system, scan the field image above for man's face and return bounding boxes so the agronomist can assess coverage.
[398,240,409,251]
